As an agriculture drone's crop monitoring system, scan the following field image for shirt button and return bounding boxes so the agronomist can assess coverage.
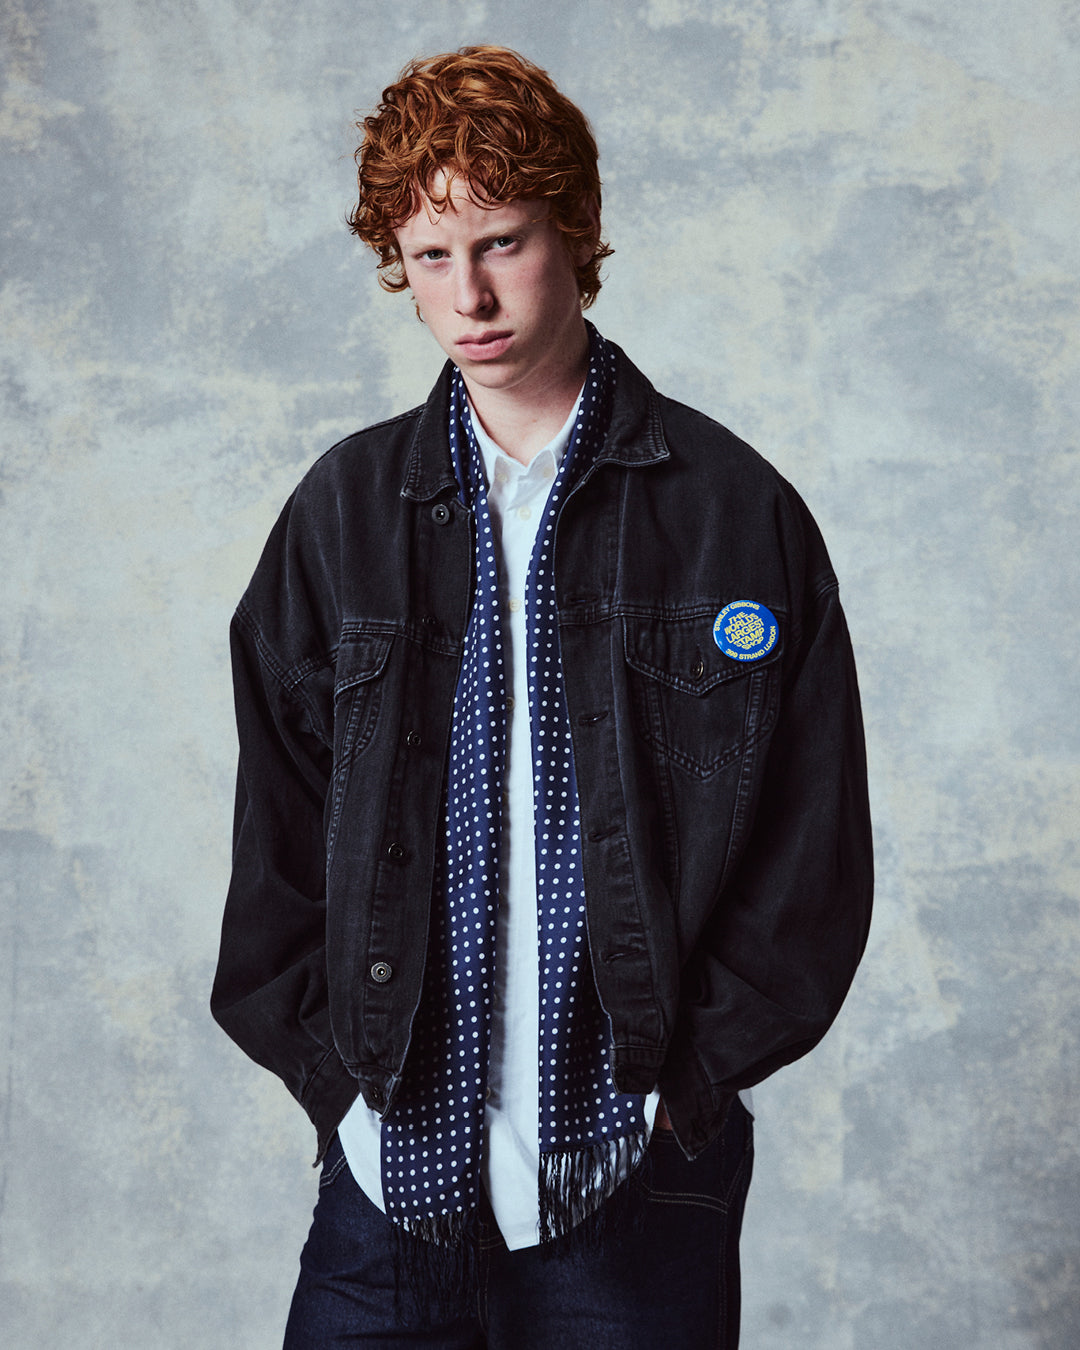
[370,962,392,983]
[516,506,531,521]
[507,695,515,711]
[508,598,522,613]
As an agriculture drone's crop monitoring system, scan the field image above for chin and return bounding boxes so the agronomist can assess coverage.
[463,363,520,387]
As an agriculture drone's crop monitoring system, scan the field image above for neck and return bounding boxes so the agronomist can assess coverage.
[463,323,589,465]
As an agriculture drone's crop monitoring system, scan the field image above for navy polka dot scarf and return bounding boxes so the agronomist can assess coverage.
[382,325,647,1249]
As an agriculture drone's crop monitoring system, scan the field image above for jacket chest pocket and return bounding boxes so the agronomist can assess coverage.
[331,631,394,778]
[622,614,782,779]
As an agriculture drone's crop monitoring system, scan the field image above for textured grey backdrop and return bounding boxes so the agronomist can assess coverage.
[2,1,1078,1346]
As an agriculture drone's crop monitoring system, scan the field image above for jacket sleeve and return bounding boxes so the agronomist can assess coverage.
[659,502,873,1147]
[210,598,359,1153]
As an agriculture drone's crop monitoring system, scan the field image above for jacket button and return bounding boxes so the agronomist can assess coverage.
[431,502,451,525]
[385,842,407,861]
[405,730,421,747]
[370,961,392,983]
[691,658,705,680]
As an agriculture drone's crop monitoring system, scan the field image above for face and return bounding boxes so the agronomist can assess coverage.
[394,174,591,407]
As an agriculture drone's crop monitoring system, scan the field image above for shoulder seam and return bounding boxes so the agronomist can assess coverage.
[233,600,324,730]
[308,404,424,469]
[234,600,289,692]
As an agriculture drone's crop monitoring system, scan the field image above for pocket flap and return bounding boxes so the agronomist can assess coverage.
[623,611,783,695]
[334,631,393,698]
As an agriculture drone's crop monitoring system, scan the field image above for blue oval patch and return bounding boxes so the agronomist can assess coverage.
[713,601,779,662]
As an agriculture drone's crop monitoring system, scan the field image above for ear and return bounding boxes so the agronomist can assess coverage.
[572,195,602,266]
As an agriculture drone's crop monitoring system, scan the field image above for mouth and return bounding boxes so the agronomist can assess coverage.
[456,330,513,360]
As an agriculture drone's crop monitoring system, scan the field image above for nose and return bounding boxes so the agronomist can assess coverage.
[453,260,494,317]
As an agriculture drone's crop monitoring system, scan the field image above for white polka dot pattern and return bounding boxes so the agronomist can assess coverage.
[381,326,644,1243]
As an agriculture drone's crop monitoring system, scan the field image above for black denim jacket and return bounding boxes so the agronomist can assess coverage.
[211,342,873,1163]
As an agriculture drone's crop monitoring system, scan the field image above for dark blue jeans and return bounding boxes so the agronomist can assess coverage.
[283,1100,753,1349]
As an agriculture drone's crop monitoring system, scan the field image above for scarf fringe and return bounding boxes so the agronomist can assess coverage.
[537,1130,650,1249]
[390,1208,478,1327]
[390,1131,651,1322]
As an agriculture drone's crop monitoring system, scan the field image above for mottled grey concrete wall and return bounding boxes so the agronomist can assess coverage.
[2,2,1077,1346]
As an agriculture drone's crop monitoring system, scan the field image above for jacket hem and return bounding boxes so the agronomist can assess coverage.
[301,1046,361,1165]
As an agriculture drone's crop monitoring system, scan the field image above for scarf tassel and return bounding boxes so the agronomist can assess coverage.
[537,1129,649,1249]
[390,1207,479,1327]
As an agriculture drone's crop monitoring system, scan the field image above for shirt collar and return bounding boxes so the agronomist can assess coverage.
[468,388,584,506]
[399,345,670,505]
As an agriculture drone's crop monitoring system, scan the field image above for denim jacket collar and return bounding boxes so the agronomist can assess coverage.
[399,340,671,503]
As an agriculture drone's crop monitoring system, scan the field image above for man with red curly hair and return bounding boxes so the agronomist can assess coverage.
[213,45,872,1348]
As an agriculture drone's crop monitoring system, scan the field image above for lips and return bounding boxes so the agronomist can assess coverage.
[456,330,513,361]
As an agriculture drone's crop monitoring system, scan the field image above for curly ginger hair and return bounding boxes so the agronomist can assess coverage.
[348,46,613,308]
